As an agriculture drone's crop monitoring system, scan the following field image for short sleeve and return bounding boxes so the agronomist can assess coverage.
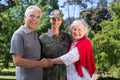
[10,33,24,55]
[60,47,79,65]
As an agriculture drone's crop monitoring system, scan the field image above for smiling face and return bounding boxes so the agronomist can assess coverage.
[70,20,90,42]
[71,23,86,41]
[50,17,62,29]
[24,8,41,31]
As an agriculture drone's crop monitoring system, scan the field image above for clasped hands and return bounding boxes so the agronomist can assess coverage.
[40,58,57,68]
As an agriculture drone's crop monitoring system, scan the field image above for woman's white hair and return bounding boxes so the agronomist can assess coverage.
[24,5,42,19]
[70,19,91,36]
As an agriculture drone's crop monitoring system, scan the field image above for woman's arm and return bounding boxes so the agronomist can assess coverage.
[50,47,80,65]
[49,57,64,64]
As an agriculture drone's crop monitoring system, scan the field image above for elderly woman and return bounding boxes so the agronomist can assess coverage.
[50,19,96,80]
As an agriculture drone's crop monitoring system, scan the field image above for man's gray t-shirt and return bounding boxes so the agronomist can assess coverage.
[10,26,43,80]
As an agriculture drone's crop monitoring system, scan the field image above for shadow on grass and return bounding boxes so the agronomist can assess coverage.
[0,78,16,80]
[0,71,15,76]
[97,77,120,80]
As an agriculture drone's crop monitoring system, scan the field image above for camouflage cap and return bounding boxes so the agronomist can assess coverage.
[49,9,64,19]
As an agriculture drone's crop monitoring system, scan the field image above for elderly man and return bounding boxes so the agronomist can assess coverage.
[10,5,52,80]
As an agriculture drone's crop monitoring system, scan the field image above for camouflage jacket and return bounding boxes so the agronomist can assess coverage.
[40,29,71,80]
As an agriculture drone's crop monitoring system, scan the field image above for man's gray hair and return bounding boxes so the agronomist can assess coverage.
[25,5,42,19]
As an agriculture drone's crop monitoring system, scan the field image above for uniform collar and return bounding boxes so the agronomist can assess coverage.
[47,29,63,38]
[47,29,54,37]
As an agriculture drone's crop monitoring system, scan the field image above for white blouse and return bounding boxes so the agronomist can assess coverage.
[60,42,95,80]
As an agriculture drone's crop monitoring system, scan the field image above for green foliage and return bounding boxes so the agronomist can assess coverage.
[0,5,24,70]
[110,65,120,78]
[80,7,112,33]
[92,1,120,78]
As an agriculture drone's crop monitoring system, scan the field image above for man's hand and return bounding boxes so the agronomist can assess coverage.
[39,58,53,67]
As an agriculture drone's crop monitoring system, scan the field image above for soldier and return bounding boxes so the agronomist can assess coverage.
[39,9,71,80]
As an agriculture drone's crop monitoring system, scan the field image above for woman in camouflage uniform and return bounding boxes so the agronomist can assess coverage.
[39,9,71,80]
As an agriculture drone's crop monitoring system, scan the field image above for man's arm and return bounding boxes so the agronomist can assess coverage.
[12,54,53,68]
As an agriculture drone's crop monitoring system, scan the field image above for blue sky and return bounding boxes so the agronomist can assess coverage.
[58,0,112,19]
[58,0,99,19]
[58,0,80,19]
[0,0,8,6]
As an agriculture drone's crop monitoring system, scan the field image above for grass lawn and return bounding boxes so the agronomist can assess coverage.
[0,63,16,80]
[1,63,120,80]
